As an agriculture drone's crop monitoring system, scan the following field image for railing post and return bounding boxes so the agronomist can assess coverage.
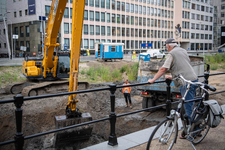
[14,94,24,150]
[204,72,210,100]
[166,79,172,116]
[108,84,118,146]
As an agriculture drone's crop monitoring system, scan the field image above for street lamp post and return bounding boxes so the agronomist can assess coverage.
[7,19,13,59]
[0,11,11,59]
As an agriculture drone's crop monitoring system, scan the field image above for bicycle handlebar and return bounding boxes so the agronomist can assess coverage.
[175,74,216,93]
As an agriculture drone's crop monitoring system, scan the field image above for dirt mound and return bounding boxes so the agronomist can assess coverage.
[0,82,160,150]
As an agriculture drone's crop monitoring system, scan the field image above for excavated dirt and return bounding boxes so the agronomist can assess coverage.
[0,61,224,150]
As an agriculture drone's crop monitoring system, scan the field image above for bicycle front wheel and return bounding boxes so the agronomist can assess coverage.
[146,118,178,150]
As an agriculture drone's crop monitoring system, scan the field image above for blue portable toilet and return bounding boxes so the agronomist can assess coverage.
[95,43,124,61]
[139,54,151,61]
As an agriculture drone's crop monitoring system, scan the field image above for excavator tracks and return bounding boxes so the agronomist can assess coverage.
[21,81,89,97]
[5,80,89,97]
[5,81,35,94]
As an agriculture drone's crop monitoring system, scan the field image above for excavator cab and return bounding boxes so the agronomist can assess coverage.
[57,54,70,78]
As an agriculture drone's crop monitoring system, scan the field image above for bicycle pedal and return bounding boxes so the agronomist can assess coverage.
[186,135,195,142]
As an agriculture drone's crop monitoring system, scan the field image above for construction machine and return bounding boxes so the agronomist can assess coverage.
[5,0,89,98]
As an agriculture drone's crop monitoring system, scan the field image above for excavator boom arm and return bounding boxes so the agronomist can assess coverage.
[43,0,67,78]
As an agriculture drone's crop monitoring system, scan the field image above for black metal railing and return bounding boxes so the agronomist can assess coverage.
[0,72,225,150]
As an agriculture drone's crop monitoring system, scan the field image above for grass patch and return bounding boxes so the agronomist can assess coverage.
[205,53,225,70]
[80,62,139,82]
[0,66,25,88]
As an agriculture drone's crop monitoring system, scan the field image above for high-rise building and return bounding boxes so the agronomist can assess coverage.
[213,0,225,49]
[2,0,214,57]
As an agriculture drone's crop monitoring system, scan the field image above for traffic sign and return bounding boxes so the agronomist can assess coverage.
[39,16,46,21]
[13,34,18,39]
[141,43,152,47]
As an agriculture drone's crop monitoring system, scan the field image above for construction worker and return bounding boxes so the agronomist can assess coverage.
[132,50,136,60]
[123,79,132,108]
[87,49,90,56]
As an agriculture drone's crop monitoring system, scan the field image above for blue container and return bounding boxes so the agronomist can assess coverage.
[139,54,150,61]
[218,50,222,53]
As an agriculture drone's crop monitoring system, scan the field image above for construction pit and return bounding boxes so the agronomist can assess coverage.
[0,60,225,150]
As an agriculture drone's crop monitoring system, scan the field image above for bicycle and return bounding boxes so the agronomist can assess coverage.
[146,74,216,150]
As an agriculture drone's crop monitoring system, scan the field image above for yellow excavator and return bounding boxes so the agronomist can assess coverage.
[6,0,87,118]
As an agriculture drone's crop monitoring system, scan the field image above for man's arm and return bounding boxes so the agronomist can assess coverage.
[148,67,168,83]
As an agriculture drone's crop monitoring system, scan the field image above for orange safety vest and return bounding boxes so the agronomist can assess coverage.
[123,86,131,93]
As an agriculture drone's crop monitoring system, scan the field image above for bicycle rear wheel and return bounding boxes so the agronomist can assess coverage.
[191,114,210,145]
[146,118,178,150]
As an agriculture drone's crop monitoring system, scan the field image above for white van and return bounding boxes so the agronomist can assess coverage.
[144,49,165,59]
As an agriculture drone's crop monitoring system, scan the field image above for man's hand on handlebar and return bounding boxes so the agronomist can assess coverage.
[165,75,172,80]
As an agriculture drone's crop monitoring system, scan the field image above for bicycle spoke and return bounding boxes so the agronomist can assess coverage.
[147,118,178,150]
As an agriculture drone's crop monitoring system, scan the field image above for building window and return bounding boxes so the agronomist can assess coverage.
[117,1,120,10]
[192,3,196,9]
[85,0,88,5]
[14,27,18,34]
[143,6,146,14]
[107,26,111,36]
[139,17,142,26]
[107,13,110,22]
[126,3,129,12]
[221,4,225,10]
[84,10,88,20]
[89,11,94,21]
[201,6,204,11]
[64,8,69,18]
[45,6,50,16]
[135,17,138,25]
[221,12,225,17]
[126,15,129,24]
[139,5,142,14]
[122,2,125,11]
[90,0,94,6]
[131,4,134,13]
[26,26,29,37]
[95,0,99,7]
[90,25,94,35]
[106,0,110,9]
[117,27,120,36]
[135,5,138,13]
[122,28,125,36]
[96,25,100,35]
[14,12,17,17]
[83,24,88,34]
[84,39,89,49]
[64,23,69,34]
[126,28,129,37]
[112,14,115,23]
[0,43,1,48]
[117,14,120,23]
[25,9,28,15]
[112,0,115,9]
[209,34,212,40]
[205,34,208,39]
[122,15,125,24]
[90,39,94,49]
[191,33,195,39]
[20,26,24,37]
[26,41,30,52]
[95,11,99,21]
[3,29,5,34]
[101,12,105,22]
[101,0,105,8]
[19,10,21,16]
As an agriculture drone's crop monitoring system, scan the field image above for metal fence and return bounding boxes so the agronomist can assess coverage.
[0,72,225,150]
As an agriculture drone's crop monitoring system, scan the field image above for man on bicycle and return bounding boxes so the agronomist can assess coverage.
[148,38,198,138]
